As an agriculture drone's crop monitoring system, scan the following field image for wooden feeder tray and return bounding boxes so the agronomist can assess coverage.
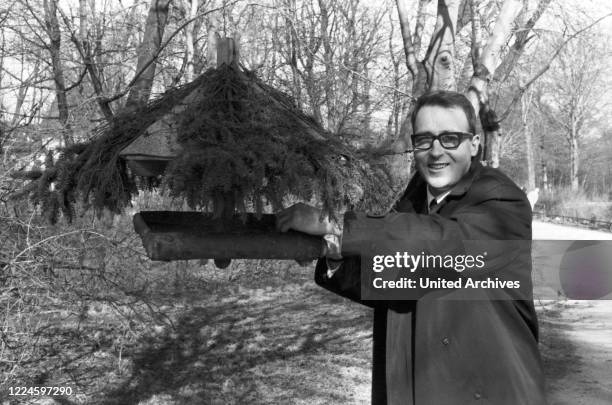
[133,211,323,262]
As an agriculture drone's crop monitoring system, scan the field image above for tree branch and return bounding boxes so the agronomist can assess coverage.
[64,67,88,92]
[498,11,612,122]
[493,0,553,83]
[57,5,114,120]
[395,0,419,81]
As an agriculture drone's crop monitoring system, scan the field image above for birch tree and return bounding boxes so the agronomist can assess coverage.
[393,0,550,167]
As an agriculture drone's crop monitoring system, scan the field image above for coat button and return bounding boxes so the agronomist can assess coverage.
[442,337,450,345]
[474,392,481,400]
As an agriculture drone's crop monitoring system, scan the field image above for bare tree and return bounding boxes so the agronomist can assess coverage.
[273,0,389,134]
[539,33,610,190]
[124,0,172,111]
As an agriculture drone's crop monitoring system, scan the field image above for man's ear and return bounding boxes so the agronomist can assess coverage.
[470,134,481,157]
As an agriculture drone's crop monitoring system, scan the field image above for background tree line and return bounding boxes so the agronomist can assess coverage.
[1,0,611,208]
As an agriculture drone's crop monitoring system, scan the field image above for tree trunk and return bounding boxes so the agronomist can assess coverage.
[292,0,323,125]
[541,164,548,191]
[524,123,536,189]
[466,0,522,115]
[182,0,198,82]
[67,0,115,120]
[521,93,536,190]
[423,0,462,92]
[79,0,87,41]
[363,66,372,134]
[466,0,522,167]
[487,128,501,168]
[125,0,172,111]
[44,0,73,146]
[206,29,219,68]
[318,0,336,130]
[396,0,420,83]
[570,122,579,190]
[9,62,39,128]
[387,17,402,139]
[282,8,303,110]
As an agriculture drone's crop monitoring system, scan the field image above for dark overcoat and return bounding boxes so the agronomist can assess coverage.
[315,161,547,405]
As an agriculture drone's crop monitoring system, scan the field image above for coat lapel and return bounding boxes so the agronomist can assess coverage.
[395,160,483,215]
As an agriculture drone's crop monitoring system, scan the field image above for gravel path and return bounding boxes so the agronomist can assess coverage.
[542,300,612,405]
[533,220,612,240]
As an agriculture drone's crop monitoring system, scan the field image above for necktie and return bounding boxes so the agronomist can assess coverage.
[429,198,438,213]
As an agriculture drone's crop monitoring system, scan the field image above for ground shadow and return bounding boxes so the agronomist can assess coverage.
[538,302,581,393]
[96,283,372,404]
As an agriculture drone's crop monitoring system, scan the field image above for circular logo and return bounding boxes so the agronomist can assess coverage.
[559,241,612,299]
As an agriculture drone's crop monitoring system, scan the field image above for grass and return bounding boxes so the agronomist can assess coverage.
[537,187,612,221]
[0,205,374,404]
[0,194,590,404]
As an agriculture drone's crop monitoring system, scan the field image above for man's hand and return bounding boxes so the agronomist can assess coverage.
[276,203,342,236]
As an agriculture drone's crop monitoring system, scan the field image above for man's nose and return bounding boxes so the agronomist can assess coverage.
[429,139,444,156]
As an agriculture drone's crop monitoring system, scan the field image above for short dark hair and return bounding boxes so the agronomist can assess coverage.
[410,91,477,134]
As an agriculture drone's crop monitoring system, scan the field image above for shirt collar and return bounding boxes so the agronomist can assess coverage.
[398,160,483,214]
[424,160,483,211]
[427,187,451,209]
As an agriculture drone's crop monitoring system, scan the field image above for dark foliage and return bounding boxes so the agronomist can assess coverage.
[20,65,394,222]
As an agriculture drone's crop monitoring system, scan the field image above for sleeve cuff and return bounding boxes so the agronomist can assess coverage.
[323,234,342,259]
[325,258,343,277]
[323,234,343,278]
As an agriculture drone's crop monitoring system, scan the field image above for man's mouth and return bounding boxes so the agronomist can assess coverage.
[428,162,450,170]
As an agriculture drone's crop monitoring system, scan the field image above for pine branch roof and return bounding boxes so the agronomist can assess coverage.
[30,64,395,222]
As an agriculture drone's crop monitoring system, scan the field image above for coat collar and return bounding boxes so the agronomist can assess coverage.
[397,160,483,214]
[447,159,482,197]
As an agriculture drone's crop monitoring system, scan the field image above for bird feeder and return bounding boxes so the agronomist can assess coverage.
[115,36,393,265]
[120,37,345,264]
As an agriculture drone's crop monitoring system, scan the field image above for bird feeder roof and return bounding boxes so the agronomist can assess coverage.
[43,63,394,220]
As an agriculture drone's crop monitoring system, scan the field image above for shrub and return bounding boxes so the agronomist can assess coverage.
[537,186,611,221]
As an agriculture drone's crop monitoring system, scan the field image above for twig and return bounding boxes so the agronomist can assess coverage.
[8,229,104,267]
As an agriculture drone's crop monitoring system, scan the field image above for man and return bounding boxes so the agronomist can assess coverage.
[276,91,547,404]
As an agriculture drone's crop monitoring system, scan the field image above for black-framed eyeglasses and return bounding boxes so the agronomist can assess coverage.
[411,131,474,151]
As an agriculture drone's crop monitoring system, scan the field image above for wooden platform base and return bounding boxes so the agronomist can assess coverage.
[133,211,323,262]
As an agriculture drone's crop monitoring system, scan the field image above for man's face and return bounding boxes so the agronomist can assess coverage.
[413,105,480,196]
